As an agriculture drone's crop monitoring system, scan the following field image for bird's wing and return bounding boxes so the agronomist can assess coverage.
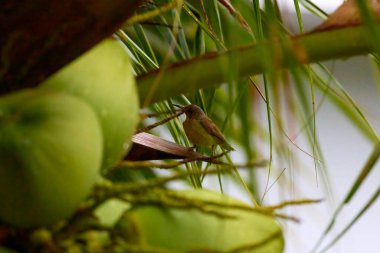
[200,116,226,144]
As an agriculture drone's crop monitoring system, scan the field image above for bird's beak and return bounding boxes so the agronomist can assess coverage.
[173,104,185,113]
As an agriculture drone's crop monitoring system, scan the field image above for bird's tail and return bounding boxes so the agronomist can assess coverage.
[221,142,235,151]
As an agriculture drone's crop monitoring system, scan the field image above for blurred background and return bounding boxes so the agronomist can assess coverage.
[200,1,380,252]
[262,1,379,252]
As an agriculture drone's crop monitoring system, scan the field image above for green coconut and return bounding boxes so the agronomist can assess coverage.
[115,189,284,252]
[0,90,102,228]
[40,38,139,170]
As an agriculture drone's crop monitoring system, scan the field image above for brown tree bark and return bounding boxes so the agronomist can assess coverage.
[0,0,142,94]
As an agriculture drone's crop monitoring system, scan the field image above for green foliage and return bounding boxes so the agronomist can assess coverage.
[124,0,380,252]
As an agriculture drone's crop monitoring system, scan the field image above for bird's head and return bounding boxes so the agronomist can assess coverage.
[175,104,205,119]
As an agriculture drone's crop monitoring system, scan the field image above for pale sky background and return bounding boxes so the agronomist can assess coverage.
[267,1,379,253]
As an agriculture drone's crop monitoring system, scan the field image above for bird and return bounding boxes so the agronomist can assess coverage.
[177,104,234,151]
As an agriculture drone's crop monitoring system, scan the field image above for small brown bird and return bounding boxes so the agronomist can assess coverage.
[178,104,234,151]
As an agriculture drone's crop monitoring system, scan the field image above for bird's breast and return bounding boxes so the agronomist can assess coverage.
[183,118,216,146]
